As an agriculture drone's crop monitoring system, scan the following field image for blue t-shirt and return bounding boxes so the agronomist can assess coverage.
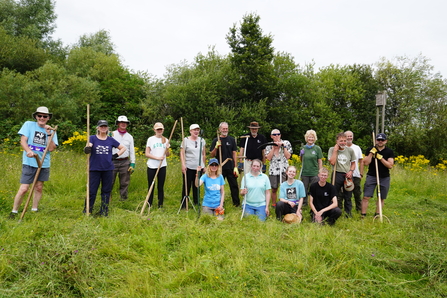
[241,173,271,207]
[19,121,59,168]
[89,135,121,171]
[279,179,306,203]
[200,174,225,208]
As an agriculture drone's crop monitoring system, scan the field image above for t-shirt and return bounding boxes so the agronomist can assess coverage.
[200,174,225,208]
[146,136,169,168]
[112,130,134,163]
[210,136,237,170]
[89,135,121,171]
[366,146,395,178]
[19,121,59,168]
[328,146,356,173]
[348,143,363,178]
[309,181,337,212]
[238,133,267,160]
[181,137,206,169]
[279,179,306,203]
[300,145,323,176]
[241,173,271,207]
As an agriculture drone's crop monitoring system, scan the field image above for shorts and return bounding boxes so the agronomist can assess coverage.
[20,164,50,184]
[269,172,287,189]
[363,175,390,200]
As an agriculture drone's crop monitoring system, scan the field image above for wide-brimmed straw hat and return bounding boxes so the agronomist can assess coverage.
[283,213,299,224]
[32,107,53,119]
[247,121,261,129]
[116,115,130,125]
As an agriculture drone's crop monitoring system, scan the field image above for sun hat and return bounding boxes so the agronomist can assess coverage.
[116,115,130,124]
[344,178,354,191]
[190,124,200,130]
[247,121,261,128]
[153,122,164,130]
[283,213,299,224]
[32,107,52,119]
[97,120,108,127]
[208,158,220,165]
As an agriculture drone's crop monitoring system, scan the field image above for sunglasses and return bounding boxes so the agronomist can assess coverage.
[376,139,385,142]
[37,115,49,118]
[210,164,218,167]
[195,141,198,148]
[271,133,281,136]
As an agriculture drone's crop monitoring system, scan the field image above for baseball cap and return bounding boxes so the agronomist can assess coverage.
[376,133,387,140]
[190,124,200,130]
[208,158,219,165]
[153,122,164,130]
[97,120,108,127]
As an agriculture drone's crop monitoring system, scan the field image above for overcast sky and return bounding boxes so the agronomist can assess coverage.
[52,0,447,78]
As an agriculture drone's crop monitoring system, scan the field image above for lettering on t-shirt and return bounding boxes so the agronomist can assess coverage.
[96,145,109,154]
[33,131,46,146]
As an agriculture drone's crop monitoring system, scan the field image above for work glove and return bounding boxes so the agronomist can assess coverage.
[238,162,244,172]
[300,149,305,156]
[112,153,119,160]
[370,147,377,155]
[262,164,267,173]
[376,153,383,160]
[84,146,92,154]
[215,140,221,148]
[128,163,135,174]
[108,132,113,137]
[233,167,239,178]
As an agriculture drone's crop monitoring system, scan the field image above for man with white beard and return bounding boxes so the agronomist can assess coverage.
[238,121,266,172]
[344,131,364,212]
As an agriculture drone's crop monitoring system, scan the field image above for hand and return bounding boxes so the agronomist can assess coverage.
[112,153,119,160]
[288,201,296,208]
[128,163,135,174]
[262,164,266,173]
[233,167,239,178]
[238,162,244,171]
[265,207,270,216]
[216,140,221,148]
[376,153,383,160]
[84,146,92,154]
[240,188,248,195]
[26,151,34,157]
[370,147,377,155]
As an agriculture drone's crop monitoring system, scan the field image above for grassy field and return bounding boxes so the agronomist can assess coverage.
[0,150,446,297]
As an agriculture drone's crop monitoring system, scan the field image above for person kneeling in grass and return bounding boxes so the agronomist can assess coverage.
[196,158,225,220]
[276,166,306,222]
[309,167,342,226]
[240,159,271,221]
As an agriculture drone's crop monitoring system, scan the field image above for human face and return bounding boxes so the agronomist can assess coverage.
[191,128,200,137]
[36,114,49,127]
[209,163,219,171]
[318,171,328,183]
[306,135,315,145]
[251,161,261,174]
[345,132,354,145]
[98,125,108,134]
[250,128,258,136]
[219,124,229,136]
[286,167,296,179]
[155,128,164,136]
[376,139,387,149]
[271,130,281,141]
[337,137,347,149]
[118,122,128,130]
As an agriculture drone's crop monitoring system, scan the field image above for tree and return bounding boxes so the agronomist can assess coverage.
[75,30,116,55]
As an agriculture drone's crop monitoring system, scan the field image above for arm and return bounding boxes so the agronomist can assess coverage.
[20,135,34,157]
[346,161,355,179]
[180,147,186,173]
[117,144,126,156]
[45,125,57,152]
[329,146,337,166]
[296,198,303,220]
[219,185,225,208]
[195,170,203,188]
[359,158,364,177]
[282,141,292,160]
[380,157,394,169]
[265,189,271,216]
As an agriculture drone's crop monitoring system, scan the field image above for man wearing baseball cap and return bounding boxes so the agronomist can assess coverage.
[361,133,395,218]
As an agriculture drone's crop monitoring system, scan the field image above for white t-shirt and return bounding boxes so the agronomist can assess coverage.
[146,136,169,168]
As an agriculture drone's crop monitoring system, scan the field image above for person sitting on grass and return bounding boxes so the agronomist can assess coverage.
[276,165,306,223]
[240,159,271,221]
[196,158,225,220]
[309,167,342,226]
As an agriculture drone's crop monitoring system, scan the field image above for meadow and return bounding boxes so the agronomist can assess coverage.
[0,149,446,297]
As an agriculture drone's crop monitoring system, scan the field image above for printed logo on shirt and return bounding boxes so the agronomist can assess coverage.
[324,192,329,197]
[208,184,221,191]
[226,141,231,146]
[257,139,261,143]
[312,150,316,155]
[96,145,109,155]
[286,187,297,200]
[33,131,46,146]
[337,153,349,165]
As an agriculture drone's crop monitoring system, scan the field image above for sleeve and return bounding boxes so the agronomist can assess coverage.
[328,147,333,158]
[317,146,323,159]
[297,181,306,199]
[240,176,245,189]
[265,145,272,156]
[279,182,286,199]
[285,140,293,155]
[200,174,206,183]
[112,137,121,148]
[219,175,225,186]
[210,138,217,151]
[264,175,272,190]
[129,136,136,163]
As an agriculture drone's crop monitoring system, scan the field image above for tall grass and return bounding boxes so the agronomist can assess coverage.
[0,151,446,297]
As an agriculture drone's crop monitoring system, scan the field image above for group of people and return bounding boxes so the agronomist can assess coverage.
[10,108,395,225]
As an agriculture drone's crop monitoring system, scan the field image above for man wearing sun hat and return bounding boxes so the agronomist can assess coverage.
[238,121,267,172]
[361,133,395,218]
[10,107,58,218]
[111,115,135,201]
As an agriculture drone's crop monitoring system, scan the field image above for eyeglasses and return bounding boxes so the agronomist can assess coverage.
[271,133,280,136]
[156,128,163,131]
[37,115,49,118]
[210,164,218,167]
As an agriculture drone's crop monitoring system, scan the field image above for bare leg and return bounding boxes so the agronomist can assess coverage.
[361,196,371,215]
[271,188,278,205]
[12,184,30,212]
[375,199,384,214]
[32,181,44,210]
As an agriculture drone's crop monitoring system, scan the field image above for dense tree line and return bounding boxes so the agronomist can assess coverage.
[1,2,446,163]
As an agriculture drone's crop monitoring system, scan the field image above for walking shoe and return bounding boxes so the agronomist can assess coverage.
[8,212,18,219]
[271,203,276,207]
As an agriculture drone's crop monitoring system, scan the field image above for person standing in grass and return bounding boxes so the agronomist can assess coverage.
[145,122,170,208]
[196,158,225,220]
[111,116,135,201]
[309,168,342,225]
[265,129,292,207]
[361,133,395,217]
[344,130,364,212]
[238,121,267,172]
[299,129,323,205]
[180,123,206,207]
[328,132,356,217]
[84,120,126,216]
[276,166,306,222]
[10,107,58,218]
[240,159,271,221]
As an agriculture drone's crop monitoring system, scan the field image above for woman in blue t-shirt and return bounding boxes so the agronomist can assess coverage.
[84,120,126,216]
[196,158,225,219]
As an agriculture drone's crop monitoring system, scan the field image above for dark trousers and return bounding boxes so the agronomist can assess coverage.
[333,172,353,216]
[147,167,166,208]
[112,158,131,200]
[86,170,113,216]
[310,207,342,225]
[352,177,362,212]
[181,168,199,206]
[275,201,298,220]
[222,168,240,206]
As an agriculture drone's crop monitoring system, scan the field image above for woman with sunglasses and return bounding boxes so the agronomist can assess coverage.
[180,124,206,208]
[145,122,170,208]
[196,158,225,219]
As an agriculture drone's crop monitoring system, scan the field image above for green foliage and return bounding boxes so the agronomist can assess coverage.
[75,29,116,55]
